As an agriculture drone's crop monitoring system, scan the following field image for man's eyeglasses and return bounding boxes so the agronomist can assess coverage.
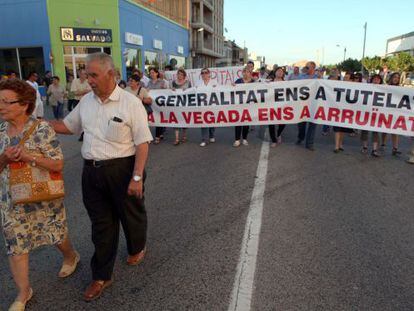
[0,98,20,105]
[201,71,209,74]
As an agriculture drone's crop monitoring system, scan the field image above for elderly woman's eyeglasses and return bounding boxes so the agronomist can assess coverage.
[0,98,20,105]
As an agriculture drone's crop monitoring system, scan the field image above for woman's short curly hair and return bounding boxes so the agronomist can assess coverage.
[0,79,36,115]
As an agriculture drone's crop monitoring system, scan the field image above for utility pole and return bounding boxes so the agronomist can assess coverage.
[361,22,367,73]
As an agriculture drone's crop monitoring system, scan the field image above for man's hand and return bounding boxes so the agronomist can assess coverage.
[127,179,143,199]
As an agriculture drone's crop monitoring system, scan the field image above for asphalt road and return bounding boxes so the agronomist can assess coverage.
[1,112,414,310]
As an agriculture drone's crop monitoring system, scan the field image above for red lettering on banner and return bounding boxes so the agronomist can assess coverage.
[217,111,228,123]
[148,113,154,123]
[284,107,294,120]
[409,117,414,131]
[355,111,369,126]
[193,112,203,124]
[160,112,167,123]
[314,107,327,121]
[229,110,240,122]
[182,112,191,123]
[169,112,178,123]
[299,106,311,119]
[270,108,282,120]
[341,109,354,124]
[393,116,407,131]
[258,108,268,121]
[204,111,215,124]
[377,113,393,129]
[327,107,340,122]
[241,109,252,122]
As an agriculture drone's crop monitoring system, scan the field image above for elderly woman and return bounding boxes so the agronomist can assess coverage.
[172,68,192,145]
[147,67,167,144]
[0,79,79,311]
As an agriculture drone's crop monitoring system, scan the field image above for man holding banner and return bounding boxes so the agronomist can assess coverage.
[295,61,319,150]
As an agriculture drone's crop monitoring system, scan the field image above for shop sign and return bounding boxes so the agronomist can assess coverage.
[125,32,143,46]
[61,27,112,43]
[153,39,163,50]
[177,46,184,54]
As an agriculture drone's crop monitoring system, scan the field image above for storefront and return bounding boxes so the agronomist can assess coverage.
[119,0,189,77]
[47,0,122,81]
[0,0,51,79]
[0,0,189,83]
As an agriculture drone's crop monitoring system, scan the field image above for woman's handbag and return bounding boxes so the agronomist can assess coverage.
[9,120,65,204]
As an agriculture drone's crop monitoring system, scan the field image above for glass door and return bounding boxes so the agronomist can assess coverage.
[63,46,111,79]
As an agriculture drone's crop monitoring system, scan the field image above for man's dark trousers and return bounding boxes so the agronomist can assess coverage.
[82,156,147,281]
[297,122,317,147]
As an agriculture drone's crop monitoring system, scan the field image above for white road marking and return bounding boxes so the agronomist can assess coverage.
[228,139,270,311]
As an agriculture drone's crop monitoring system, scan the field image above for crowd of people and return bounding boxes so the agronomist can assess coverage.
[1,53,414,310]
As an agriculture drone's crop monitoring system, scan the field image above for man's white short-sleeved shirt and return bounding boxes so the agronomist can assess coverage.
[63,85,153,160]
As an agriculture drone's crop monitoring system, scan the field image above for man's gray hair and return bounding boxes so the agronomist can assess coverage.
[86,52,115,71]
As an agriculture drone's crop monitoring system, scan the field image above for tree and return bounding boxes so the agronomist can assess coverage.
[362,56,382,73]
[337,58,362,73]
[385,52,414,83]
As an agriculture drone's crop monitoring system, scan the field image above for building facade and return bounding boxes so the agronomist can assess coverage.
[190,0,224,68]
[217,40,248,67]
[386,31,414,57]
[0,0,190,82]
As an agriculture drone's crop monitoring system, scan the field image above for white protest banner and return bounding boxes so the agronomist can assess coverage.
[164,66,243,87]
[147,79,414,136]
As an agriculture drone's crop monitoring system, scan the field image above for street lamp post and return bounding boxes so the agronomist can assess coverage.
[361,22,367,74]
[336,44,346,62]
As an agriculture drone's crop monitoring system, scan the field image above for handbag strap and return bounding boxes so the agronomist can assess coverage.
[18,120,41,146]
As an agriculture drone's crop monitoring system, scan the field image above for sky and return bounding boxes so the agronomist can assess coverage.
[223,0,413,66]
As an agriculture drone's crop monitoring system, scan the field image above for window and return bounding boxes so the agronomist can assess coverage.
[0,49,19,77]
[168,55,185,69]
[124,48,142,78]
[144,51,158,72]
[63,46,111,79]
[19,47,45,80]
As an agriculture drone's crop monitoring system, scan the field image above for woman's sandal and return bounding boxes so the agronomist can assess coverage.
[181,136,187,143]
[9,288,33,311]
[154,138,161,145]
[392,148,402,156]
[371,150,380,157]
[58,251,80,278]
[173,140,180,146]
[361,146,368,154]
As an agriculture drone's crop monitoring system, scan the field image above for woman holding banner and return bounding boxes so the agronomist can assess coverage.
[360,74,382,157]
[381,72,402,156]
[196,67,217,147]
[269,67,286,147]
[233,67,254,147]
[147,67,168,144]
[172,68,192,146]
[333,73,360,153]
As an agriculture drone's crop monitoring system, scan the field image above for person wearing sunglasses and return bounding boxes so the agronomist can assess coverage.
[196,68,217,147]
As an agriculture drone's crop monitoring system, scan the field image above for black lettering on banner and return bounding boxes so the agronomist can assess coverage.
[299,86,310,100]
[398,95,412,110]
[210,92,220,105]
[188,93,196,106]
[155,96,166,106]
[235,90,246,104]
[360,90,373,105]
[372,92,385,107]
[274,88,284,102]
[315,86,326,100]
[286,88,298,101]
[176,95,186,107]
[334,88,345,102]
[246,90,258,103]
[346,89,359,104]
[197,93,208,106]
[257,89,268,102]
[166,95,176,106]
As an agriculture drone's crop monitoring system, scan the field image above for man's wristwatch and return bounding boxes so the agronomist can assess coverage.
[132,174,142,182]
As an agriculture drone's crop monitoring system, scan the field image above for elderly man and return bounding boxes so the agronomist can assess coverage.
[51,52,152,301]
